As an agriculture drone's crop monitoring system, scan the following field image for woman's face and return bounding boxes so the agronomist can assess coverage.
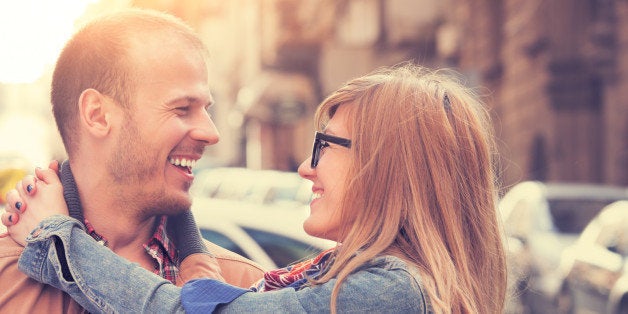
[298,105,352,242]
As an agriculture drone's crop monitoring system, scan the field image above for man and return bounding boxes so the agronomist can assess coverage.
[0,9,264,312]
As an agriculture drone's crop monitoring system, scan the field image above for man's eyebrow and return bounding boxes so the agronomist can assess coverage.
[167,96,214,107]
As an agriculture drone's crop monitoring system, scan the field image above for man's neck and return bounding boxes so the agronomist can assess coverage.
[83,210,157,251]
[70,160,157,255]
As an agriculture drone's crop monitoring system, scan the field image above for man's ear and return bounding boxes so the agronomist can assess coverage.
[78,89,114,138]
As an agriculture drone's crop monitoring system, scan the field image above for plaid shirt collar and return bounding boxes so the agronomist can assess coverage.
[84,215,179,283]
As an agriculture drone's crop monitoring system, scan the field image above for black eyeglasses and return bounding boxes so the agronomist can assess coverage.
[310,131,352,168]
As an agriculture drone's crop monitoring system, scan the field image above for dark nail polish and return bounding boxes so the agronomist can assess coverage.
[8,215,12,223]
[15,202,22,210]
[27,184,33,193]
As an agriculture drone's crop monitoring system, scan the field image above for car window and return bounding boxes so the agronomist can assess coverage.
[199,229,251,260]
[242,227,324,268]
[548,199,617,233]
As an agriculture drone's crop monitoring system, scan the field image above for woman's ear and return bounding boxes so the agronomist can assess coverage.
[78,89,113,137]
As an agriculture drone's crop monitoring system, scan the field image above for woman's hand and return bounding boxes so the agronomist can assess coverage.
[1,160,68,246]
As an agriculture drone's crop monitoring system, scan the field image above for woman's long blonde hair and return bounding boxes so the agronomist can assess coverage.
[310,63,507,313]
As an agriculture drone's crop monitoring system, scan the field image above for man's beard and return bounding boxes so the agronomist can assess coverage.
[139,190,192,217]
[106,120,190,216]
[108,121,157,185]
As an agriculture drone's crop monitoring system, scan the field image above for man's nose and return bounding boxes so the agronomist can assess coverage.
[190,112,220,145]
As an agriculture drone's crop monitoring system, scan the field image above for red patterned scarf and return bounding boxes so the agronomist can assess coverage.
[252,248,336,292]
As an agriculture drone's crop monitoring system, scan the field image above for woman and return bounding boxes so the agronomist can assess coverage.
[3,63,507,313]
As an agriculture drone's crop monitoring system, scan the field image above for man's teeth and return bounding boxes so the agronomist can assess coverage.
[169,158,197,168]
[312,192,322,200]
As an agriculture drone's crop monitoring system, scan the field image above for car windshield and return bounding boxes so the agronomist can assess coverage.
[549,199,619,233]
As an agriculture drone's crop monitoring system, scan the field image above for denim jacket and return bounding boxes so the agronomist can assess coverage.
[19,215,431,313]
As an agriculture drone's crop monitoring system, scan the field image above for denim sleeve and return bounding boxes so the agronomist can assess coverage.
[193,262,429,313]
[17,215,185,313]
[18,215,429,313]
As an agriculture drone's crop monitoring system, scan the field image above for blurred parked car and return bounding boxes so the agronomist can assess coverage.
[557,200,628,314]
[191,197,335,270]
[191,167,312,207]
[500,181,628,313]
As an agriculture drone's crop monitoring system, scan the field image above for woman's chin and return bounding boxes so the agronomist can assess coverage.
[303,221,337,242]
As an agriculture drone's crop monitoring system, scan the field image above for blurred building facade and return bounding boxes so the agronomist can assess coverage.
[130,0,627,187]
[450,0,628,188]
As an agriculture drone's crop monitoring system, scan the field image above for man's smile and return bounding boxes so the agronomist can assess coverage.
[168,157,197,174]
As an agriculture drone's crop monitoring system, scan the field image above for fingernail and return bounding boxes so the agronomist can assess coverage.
[8,215,13,224]
[15,202,22,211]
[27,184,33,193]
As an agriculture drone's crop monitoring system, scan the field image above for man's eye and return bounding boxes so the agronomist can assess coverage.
[175,107,190,113]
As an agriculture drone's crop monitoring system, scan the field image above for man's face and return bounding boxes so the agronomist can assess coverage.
[107,37,219,217]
